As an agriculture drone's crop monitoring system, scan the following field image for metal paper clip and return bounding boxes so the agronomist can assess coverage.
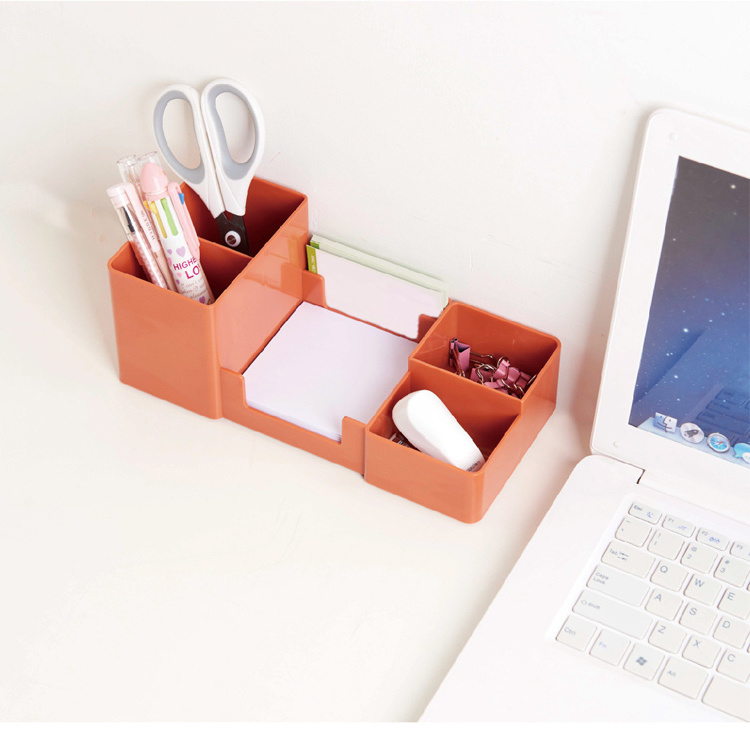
[449,338,536,398]
[390,430,416,449]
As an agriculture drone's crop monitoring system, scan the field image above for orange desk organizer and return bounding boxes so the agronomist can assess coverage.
[108,178,560,523]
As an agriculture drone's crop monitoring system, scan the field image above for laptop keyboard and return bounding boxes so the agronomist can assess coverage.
[555,500,750,721]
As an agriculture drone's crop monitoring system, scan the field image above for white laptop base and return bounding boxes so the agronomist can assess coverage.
[422,109,750,722]
[422,456,749,721]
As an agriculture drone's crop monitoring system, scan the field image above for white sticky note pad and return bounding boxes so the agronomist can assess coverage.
[311,248,444,339]
[242,302,415,442]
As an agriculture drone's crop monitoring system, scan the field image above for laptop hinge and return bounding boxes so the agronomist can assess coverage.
[635,468,672,494]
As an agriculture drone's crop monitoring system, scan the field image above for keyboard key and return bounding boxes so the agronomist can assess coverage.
[556,615,597,651]
[649,620,686,653]
[715,556,750,588]
[658,657,708,698]
[629,502,661,524]
[645,589,683,620]
[651,560,688,591]
[682,543,718,574]
[683,635,721,668]
[616,517,652,547]
[587,565,649,606]
[730,540,750,563]
[574,590,653,639]
[718,587,750,620]
[681,603,717,635]
[589,628,630,666]
[602,541,655,577]
[697,528,729,551]
[556,501,750,721]
[647,529,684,560]
[663,515,696,537]
[624,643,663,680]
[702,676,750,721]
[717,649,750,684]
[713,616,750,649]
[685,573,722,606]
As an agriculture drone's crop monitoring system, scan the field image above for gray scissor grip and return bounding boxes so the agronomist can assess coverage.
[202,82,263,181]
[153,88,206,186]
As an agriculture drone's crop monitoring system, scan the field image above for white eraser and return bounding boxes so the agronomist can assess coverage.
[392,390,485,472]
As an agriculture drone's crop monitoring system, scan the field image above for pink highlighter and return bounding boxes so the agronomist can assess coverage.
[140,162,214,305]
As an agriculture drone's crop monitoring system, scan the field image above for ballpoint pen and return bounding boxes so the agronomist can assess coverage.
[140,162,214,305]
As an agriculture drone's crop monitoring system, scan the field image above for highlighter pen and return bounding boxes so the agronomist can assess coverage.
[108,183,170,290]
[140,162,214,305]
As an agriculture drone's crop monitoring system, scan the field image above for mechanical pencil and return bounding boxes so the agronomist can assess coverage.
[107,183,172,290]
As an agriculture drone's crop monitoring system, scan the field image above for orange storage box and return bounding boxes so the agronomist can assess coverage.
[365,302,560,522]
[108,178,560,522]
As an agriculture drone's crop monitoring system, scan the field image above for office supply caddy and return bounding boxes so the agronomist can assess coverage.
[107,82,560,523]
[107,179,560,522]
[108,181,561,521]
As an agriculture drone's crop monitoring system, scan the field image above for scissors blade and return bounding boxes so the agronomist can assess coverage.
[215,212,256,256]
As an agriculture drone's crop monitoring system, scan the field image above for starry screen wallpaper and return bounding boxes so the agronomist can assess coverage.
[629,157,750,468]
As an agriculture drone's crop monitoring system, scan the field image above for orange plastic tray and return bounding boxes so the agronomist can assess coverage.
[365,301,560,522]
[108,178,560,522]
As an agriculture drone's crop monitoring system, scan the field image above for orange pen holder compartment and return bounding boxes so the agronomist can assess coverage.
[108,179,560,523]
[108,178,309,418]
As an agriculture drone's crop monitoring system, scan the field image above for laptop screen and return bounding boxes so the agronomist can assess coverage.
[629,156,750,468]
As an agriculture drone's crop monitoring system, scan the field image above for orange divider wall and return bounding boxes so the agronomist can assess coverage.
[108,177,560,522]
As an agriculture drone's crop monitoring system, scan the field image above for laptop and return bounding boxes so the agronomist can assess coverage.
[421,109,750,722]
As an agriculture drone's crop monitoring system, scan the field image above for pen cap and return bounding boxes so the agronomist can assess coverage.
[116,155,137,183]
[140,162,170,199]
[107,184,130,209]
[118,152,161,200]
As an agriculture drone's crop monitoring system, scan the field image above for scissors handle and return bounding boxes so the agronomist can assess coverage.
[153,79,265,223]
[153,84,225,220]
[201,79,265,218]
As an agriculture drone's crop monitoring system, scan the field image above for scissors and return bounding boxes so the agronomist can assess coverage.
[153,78,265,256]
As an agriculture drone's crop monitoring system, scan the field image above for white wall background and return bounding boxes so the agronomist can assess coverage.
[5,1,750,436]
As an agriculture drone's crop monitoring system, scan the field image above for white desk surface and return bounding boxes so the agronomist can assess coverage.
[0,192,588,722]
